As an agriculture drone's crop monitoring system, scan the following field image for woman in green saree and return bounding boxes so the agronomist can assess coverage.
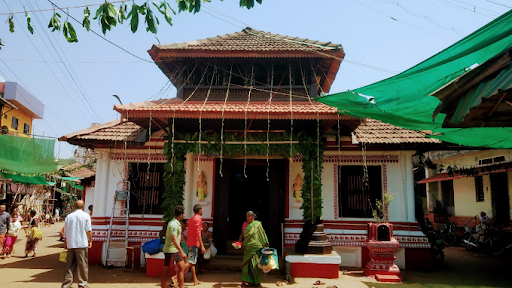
[238,211,268,287]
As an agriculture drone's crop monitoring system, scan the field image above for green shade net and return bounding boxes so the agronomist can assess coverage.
[0,171,54,185]
[0,135,58,174]
[318,9,512,148]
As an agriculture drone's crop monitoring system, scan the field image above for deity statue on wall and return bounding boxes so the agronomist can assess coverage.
[196,171,208,202]
[292,173,303,203]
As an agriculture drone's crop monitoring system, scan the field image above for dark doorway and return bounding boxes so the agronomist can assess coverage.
[490,173,510,227]
[213,159,286,254]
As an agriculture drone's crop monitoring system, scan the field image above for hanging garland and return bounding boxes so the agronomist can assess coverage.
[161,129,325,221]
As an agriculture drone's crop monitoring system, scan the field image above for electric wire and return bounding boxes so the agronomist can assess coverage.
[2,0,94,123]
[28,0,103,123]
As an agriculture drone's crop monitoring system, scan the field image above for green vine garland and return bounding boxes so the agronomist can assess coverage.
[161,128,325,222]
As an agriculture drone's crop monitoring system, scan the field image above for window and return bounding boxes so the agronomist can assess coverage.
[475,176,484,202]
[478,156,506,165]
[338,165,382,218]
[23,123,30,134]
[128,163,165,214]
[11,116,18,130]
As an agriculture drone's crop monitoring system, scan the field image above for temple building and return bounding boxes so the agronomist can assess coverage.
[61,28,444,269]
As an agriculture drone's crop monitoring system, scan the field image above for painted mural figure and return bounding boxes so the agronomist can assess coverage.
[292,174,303,203]
[196,171,208,202]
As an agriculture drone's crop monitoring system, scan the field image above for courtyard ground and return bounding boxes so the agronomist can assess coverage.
[0,222,510,288]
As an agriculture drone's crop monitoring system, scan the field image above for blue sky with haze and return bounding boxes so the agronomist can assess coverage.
[0,0,509,158]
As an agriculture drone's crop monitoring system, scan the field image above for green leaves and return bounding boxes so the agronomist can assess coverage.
[7,14,14,33]
[83,6,91,31]
[48,12,61,32]
[118,3,128,24]
[145,5,159,34]
[62,21,78,43]
[0,37,4,49]
[26,13,34,34]
[240,0,263,9]
[93,2,119,35]
[127,3,143,33]
[153,2,176,26]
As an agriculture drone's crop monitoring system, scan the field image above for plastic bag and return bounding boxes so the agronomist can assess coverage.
[211,244,217,257]
[204,248,212,260]
[142,238,162,255]
[59,249,67,263]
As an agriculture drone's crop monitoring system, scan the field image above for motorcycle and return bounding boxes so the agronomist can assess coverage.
[424,218,444,264]
[463,216,506,255]
[437,222,458,246]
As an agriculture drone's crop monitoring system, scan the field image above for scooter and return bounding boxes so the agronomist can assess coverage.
[438,222,458,246]
[424,218,444,264]
[463,216,506,255]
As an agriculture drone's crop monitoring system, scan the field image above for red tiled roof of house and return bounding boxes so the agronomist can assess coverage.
[153,27,343,53]
[65,167,96,178]
[114,99,348,120]
[353,119,441,144]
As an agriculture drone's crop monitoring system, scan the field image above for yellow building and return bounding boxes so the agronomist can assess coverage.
[0,82,44,137]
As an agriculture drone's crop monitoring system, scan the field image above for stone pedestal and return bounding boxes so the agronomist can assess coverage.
[306,224,333,254]
[364,223,402,282]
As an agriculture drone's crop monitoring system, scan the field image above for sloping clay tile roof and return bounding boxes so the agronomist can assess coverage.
[114,99,343,120]
[65,167,96,178]
[353,119,441,144]
[60,120,144,142]
[155,27,343,52]
[62,118,439,145]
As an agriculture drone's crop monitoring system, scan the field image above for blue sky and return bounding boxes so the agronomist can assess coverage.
[0,0,510,158]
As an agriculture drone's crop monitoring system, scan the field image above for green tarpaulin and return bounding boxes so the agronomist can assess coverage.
[0,135,58,174]
[318,9,512,148]
[0,171,54,186]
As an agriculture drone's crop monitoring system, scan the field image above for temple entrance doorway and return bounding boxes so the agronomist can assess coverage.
[213,159,286,255]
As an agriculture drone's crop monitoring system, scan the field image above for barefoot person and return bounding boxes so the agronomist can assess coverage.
[62,200,92,288]
[238,211,269,287]
[187,204,206,285]
[24,210,41,257]
[161,205,190,288]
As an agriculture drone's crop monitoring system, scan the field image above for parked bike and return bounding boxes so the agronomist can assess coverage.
[463,216,507,255]
[424,218,444,264]
[438,222,458,246]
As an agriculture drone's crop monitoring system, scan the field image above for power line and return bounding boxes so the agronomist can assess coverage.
[29,0,103,123]
[2,0,94,123]
[47,0,154,64]
[0,0,130,15]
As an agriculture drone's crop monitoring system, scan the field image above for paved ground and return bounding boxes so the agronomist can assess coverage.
[0,222,510,288]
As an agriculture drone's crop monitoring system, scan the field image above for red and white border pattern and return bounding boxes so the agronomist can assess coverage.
[110,152,167,162]
[194,154,215,162]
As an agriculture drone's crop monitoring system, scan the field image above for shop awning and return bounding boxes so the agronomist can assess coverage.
[0,171,54,186]
[418,167,510,183]
[417,173,466,184]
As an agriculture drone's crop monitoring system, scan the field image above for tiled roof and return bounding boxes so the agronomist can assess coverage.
[353,119,442,144]
[114,99,346,120]
[61,163,82,171]
[62,118,440,145]
[60,119,145,142]
[154,27,343,52]
[65,167,96,178]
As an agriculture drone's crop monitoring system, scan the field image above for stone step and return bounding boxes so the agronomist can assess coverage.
[205,255,242,272]
[375,274,402,283]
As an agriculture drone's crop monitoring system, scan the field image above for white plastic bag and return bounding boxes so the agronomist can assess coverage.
[204,248,212,259]
[211,244,217,258]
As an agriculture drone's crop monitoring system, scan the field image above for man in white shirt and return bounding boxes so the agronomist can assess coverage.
[62,200,92,288]
[55,207,60,222]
